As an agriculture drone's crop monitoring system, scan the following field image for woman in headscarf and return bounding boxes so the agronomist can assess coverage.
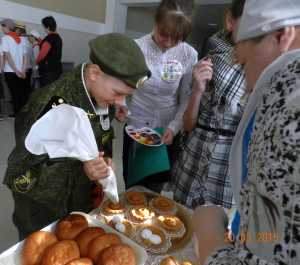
[193,1,300,264]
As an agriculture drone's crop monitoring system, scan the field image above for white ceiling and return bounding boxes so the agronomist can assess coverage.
[122,0,231,6]
[196,0,231,4]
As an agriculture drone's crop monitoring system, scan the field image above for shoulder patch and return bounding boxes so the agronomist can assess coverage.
[14,170,36,193]
[38,96,67,119]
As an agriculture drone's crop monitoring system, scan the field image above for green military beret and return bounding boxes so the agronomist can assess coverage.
[89,33,151,89]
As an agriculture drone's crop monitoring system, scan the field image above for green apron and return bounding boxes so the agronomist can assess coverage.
[126,128,170,187]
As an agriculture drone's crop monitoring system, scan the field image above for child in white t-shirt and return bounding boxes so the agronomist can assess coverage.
[1,18,27,115]
[0,42,4,119]
[15,22,35,97]
[2,33,26,75]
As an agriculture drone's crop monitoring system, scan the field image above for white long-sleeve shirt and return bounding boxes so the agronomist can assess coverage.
[127,34,198,135]
[21,36,34,70]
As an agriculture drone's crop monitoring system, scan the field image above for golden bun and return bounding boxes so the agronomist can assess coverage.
[56,214,88,240]
[160,256,180,265]
[97,244,136,265]
[41,240,80,265]
[75,227,106,257]
[65,258,93,265]
[87,233,121,263]
[22,231,58,265]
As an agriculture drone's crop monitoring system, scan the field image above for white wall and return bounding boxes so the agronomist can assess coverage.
[121,0,231,5]
[126,6,155,34]
[6,0,107,24]
[0,0,118,65]
[0,19,98,65]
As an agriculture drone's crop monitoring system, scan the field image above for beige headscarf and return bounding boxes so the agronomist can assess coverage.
[236,0,300,42]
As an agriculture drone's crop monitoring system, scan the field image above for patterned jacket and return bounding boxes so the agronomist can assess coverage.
[205,49,300,265]
[198,30,246,132]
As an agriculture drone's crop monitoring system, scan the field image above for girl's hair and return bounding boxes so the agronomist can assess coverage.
[155,0,194,42]
[229,0,246,20]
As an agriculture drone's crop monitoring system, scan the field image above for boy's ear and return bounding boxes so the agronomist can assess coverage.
[86,64,103,82]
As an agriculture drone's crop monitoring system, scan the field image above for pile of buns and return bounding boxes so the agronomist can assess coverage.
[21,214,136,265]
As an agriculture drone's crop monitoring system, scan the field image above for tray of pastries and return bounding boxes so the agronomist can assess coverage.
[0,212,147,265]
[99,191,193,255]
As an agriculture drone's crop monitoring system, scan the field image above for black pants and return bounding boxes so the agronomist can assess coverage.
[4,72,27,114]
[0,74,4,115]
[25,69,33,97]
[40,70,61,88]
[122,126,180,192]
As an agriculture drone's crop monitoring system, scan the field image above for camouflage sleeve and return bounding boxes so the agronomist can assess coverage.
[4,89,75,189]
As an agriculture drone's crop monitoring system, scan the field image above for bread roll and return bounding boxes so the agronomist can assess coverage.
[75,227,105,257]
[97,244,136,265]
[56,214,88,240]
[87,233,121,263]
[65,258,93,265]
[41,240,80,265]
[22,231,58,265]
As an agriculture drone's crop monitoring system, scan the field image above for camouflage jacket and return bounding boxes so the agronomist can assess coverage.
[4,64,115,218]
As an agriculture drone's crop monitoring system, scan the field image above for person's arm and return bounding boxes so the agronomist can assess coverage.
[183,59,213,132]
[161,49,198,145]
[21,53,27,78]
[0,53,3,72]
[114,98,129,122]
[2,37,22,76]
[83,152,110,181]
[35,41,51,64]
[193,206,231,265]
[3,52,23,77]
[165,51,198,139]
[193,206,275,265]
[183,90,203,132]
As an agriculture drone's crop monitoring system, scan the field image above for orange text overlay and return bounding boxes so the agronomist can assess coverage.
[225,231,279,244]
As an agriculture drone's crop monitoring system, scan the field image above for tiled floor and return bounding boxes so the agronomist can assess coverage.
[0,118,126,253]
[0,118,18,252]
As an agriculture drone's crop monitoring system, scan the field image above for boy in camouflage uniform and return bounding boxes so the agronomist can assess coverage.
[3,33,151,239]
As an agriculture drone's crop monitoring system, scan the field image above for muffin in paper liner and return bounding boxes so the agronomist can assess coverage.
[100,199,126,217]
[156,215,186,239]
[126,206,156,224]
[135,225,171,254]
[151,255,181,265]
[124,191,147,206]
[151,255,194,265]
[107,216,135,238]
[150,196,177,215]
